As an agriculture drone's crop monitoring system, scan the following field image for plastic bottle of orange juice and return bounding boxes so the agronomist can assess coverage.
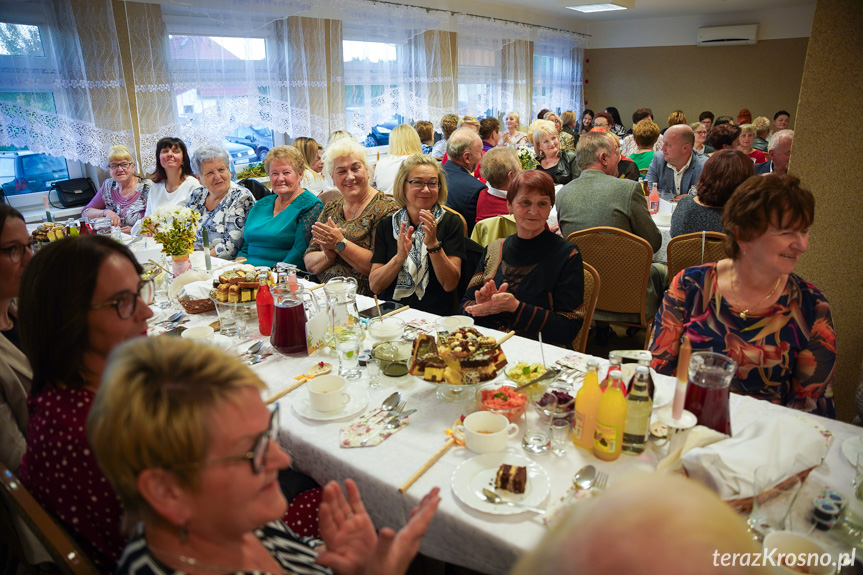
[594,368,627,461]
[572,360,601,449]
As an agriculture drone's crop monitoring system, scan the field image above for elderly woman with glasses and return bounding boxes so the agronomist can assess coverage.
[186,143,255,259]
[690,122,714,155]
[370,155,465,316]
[83,145,152,234]
[87,336,440,575]
[0,205,34,473]
[16,235,154,572]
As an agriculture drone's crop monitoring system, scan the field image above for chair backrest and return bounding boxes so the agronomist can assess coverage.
[0,463,97,575]
[571,262,600,353]
[666,231,727,282]
[469,214,517,247]
[238,178,272,201]
[441,204,468,236]
[567,226,653,327]
[317,189,343,205]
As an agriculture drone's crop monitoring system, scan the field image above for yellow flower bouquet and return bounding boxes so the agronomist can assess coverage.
[141,206,201,257]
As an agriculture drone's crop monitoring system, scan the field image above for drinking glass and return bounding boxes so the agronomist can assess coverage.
[839,452,863,541]
[153,270,171,309]
[367,357,382,389]
[747,465,802,541]
[523,393,557,454]
[213,300,248,339]
[335,327,363,380]
[550,417,570,456]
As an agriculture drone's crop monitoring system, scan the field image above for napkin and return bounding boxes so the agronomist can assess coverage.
[681,414,829,500]
[175,276,213,300]
[339,411,409,448]
[655,425,727,474]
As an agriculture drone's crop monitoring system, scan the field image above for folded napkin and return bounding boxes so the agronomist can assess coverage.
[176,277,214,300]
[655,425,727,474]
[339,410,409,448]
[542,485,595,529]
[681,415,829,500]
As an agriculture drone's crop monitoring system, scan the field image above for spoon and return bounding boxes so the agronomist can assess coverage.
[573,464,597,491]
[244,340,264,355]
[155,311,184,325]
[480,489,546,514]
[373,392,401,417]
[513,368,561,393]
[360,410,416,445]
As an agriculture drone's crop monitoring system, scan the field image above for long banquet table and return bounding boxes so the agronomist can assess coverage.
[168,287,861,575]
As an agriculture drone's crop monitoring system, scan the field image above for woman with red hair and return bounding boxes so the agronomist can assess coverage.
[460,170,584,347]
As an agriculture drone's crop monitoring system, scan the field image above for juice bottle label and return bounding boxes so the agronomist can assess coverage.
[594,421,620,454]
[573,411,586,440]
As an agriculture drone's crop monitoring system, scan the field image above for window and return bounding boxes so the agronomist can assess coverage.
[0,21,44,57]
[457,43,500,119]
[343,39,403,147]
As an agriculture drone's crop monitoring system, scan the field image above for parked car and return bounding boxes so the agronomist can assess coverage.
[222,140,257,171]
[364,116,401,147]
[0,151,70,197]
[226,126,274,161]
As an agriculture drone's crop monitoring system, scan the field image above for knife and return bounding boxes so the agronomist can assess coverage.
[202,227,212,271]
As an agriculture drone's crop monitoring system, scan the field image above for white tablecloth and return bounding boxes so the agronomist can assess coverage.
[168,288,862,575]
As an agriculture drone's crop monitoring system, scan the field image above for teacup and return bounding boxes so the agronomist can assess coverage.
[181,325,214,344]
[762,531,836,574]
[308,375,350,412]
[453,411,519,454]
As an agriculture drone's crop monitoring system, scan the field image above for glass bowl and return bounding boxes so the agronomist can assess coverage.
[368,316,406,341]
[475,381,528,423]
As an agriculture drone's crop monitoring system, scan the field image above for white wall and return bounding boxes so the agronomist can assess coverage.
[581,4,815,48]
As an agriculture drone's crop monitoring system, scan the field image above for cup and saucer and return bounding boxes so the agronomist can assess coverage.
[292,374,369,421]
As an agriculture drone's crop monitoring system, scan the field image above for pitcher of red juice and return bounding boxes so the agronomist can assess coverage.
[271,285,319,354]
[683,352,737,435]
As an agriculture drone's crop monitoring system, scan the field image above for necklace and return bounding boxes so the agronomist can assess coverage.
[149,543,284,574]
[345,191,373,220]
[730,264,782,320]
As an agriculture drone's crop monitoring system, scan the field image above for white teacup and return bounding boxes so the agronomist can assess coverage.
[308,375,350,412]
[453,411,519,454]
[181,325,214,344]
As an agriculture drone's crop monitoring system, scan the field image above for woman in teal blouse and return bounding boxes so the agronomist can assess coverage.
[237,146,323,267]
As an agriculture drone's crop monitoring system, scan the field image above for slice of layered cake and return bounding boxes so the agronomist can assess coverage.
[494,464,527,494]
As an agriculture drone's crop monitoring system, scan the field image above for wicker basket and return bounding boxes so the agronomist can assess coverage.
[178,297,215,314]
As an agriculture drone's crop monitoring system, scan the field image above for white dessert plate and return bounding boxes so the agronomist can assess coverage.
[451,452,550,515]
[841,436,863,467]
[292,386,370,421]
[436,315,475,331]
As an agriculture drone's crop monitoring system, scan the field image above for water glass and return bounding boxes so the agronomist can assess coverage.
[550,417,571,456]
[336,327,362,380]
[367,357,382,389]
[747,465,802,541]
[839,452,863,540]
[213,300,247,338]
[523,393,557,454]
[90,217,112,236]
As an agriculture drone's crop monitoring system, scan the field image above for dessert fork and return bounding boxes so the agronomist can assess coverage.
[592,471,608,493]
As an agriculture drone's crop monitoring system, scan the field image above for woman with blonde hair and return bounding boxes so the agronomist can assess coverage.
[544,112,575,152]
[305,138,398,296]
[293,136,326,196]
[374,124,423,195]
[459,115,481,132]
[532,120,580,186]
[83,145,152,233]
[370,154,465,316]
[560,111,579,145]
[88,336,440,575]
[502,112,529,146]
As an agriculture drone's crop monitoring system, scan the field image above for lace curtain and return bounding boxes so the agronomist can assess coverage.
[533,29,584,117]
[338,0,454,140]
[122,0,314,172]
[0,0,135,167]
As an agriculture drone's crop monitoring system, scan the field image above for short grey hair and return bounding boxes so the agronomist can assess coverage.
[323,137,369,179]
[446,128,480,160]
[768,129,794,152]
[480,147,521,189]
[191,143,231,176]
[575,132,616,170]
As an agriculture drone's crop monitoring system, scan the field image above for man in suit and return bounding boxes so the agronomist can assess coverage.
[646,124,707,198]
[557,132,666,340]
[756,130,793,176]
[443,128,486,235]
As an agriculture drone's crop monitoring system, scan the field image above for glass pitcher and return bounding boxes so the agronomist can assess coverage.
[271,285,320,354]
[323,277,361,346]
[683,352,737,435]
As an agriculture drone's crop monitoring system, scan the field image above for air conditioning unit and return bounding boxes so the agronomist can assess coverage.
[697,24,758,47]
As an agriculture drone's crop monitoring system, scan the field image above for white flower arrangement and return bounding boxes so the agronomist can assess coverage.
[516,144,538,171]
[141,206,201,257]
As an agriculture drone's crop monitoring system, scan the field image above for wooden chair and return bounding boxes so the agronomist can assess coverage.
[571,262,600,353]
[567,227,654,333]
[666,231,727,282]
[441,204,468,236]
[0,463,97,575]
[317,189,343,205]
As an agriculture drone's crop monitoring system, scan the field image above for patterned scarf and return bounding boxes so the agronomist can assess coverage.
[391,204,444,301]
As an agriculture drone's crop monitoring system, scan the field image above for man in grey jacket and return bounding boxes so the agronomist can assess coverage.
[646,124,707,198]
[557,132,667,340]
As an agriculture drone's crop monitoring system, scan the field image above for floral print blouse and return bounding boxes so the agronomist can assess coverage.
[186,183,255,259]
[649,262,836,418]
[85,178,151,228]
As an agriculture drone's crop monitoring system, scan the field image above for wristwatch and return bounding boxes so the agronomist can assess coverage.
[334,240,347,252]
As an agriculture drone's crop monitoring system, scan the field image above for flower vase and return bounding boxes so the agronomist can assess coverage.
[171,254,192,277]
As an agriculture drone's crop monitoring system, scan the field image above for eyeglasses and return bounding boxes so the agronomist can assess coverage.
[109,162,133,170]
[407,179,439,191]
[0,242,32,264]
[168,405,280,475]
[91,279,155,319]
[694,131,708,136]
[593,122,609,128]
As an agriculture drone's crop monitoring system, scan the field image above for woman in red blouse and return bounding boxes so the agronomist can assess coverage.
[18,235,154,572]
